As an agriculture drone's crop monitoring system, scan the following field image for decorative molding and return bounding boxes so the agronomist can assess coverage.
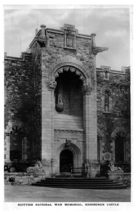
[10,126,23,135]
[111,127,126,139]
[54,66,86,83]
[46,80,57,91]
[92,47,109,55]
[104,152,111,161]
[61,24,78,50]
[82,83,92,95]
[54,129,84,134]
[50,60,90,80]
[91,34,108,55]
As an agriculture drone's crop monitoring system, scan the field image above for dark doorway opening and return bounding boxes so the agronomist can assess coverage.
[60,149,73,172]
[115,133,125,163]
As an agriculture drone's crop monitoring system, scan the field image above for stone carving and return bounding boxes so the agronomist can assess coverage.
[56,93,64,112]
[50,60,90,79]
[64,139,71,148]
[37,37,47,47]
[82,83,92,95]
[92,47,109,55]
[61,24,77,49]
[10,126,23,135]
[27,160,45,173]
[37,25,47,47]
[55,66,86,82]
[91,33,108,55]
[46,80,57,91]
[101,66,110,80]
[109,161,124,172]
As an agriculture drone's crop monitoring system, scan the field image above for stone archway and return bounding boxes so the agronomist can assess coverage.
[111,127,127,163]
[50,59,90,81]
[57,142,81,174]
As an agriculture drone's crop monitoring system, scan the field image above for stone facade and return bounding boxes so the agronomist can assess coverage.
[4,24,130,176]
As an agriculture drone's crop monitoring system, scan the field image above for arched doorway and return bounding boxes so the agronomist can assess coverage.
[60,149,73,172]
[115,133,125,163]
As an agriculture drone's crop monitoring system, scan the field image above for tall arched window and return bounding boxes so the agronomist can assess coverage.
[104,90,110,112]
[115,132,125,163]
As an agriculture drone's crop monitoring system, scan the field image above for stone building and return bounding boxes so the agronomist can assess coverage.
[4,24,130,176]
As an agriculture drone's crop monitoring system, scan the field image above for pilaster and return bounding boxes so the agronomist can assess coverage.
[41,77,56,175]
[83,82,97,163]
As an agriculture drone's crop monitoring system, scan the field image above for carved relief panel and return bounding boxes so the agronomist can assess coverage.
[61,24,78,50]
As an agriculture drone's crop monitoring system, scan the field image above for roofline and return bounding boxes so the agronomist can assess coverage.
[29,27,92,48]
[96,67,126,75]
[4,56,128,74]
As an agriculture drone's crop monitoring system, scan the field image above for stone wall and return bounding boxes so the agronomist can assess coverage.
[97,68,130,162]
[4,172,46,185]
[5,46,42,161]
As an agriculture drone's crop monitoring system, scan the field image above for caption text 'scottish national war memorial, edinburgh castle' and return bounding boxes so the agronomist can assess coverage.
[4,24,130,177]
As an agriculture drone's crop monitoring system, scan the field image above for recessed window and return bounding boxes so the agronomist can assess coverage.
[104,90,111,112]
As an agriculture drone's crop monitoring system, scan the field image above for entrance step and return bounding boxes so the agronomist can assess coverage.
[32,177,127,189]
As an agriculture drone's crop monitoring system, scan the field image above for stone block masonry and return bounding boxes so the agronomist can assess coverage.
[4,24,130,177]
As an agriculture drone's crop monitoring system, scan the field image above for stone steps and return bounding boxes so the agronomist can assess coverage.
[32,177,127,189]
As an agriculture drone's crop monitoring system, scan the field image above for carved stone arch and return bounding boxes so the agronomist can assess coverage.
[111,127,128,163]
[111,127,126,139]
[5,120,23,134]
[50,61,90,81]
[58,142,81,169]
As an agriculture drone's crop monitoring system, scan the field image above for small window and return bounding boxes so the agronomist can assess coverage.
[101,66,110,80]
[104,70,109,80]
[104,90,110,112]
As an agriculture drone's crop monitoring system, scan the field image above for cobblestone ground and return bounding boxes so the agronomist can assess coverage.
[4,185,131,202]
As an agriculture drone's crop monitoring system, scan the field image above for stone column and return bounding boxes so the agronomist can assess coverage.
[41,78,56,176]
[83,83,98,177]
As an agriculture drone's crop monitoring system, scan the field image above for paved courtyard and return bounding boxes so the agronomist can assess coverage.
[5,185,131,202]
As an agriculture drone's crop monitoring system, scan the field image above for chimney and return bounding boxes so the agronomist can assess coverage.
[40,25,46,38]
[91,33,96,47]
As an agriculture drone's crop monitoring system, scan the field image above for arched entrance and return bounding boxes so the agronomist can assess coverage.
[115,133,125,163]
[60,149,73,172]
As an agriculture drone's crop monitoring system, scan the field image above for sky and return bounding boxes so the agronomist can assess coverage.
[4,5,131,70]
